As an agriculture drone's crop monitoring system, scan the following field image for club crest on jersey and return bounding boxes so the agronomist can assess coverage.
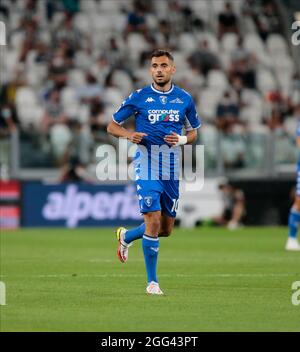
[144,196,153,207]
[159,96,168,105]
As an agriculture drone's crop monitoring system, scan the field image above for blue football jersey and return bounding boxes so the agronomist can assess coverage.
[113,84,201,145]
[112,83,201,179]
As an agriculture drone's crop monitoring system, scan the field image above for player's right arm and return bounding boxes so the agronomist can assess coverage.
[107,91,147,144]
[107,121,147,143]
[297,137,300,148]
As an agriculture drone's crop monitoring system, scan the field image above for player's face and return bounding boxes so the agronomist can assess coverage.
[150,56,176,87]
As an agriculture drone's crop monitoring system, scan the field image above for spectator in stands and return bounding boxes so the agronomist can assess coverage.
[215,180,246,229]
[104,37,127,70]
[266,90,290,116]
[2,0,294,173]
[266,108,285,132]
[34,42,51,65]
[22,0,39,20]
[76,73,103,103]
[61,0,80,14]
[253,1,281,41]
[46,0,80,22]
[165,0,185,36]
[285,105,300,137]
[218,2,239,39]
[67,120,93,166]
[188,39,221,77]
[204,180,246,229]
[0,104,18,136]
[232,36,256,64]
[267,108,297,164]
[89,100,111,144]
[59,156,94,183]
[216,91,240,133]
[231,75,247,110]
[90,54,111,87]
[58,39,75,66]
[0,0,9,18]
[228,54,256,90]
[156,19,177,50]
[19,18,39,63]
[295,105,300,119]
[47,46,70,89]
[41,88,68,132]
[0,70,26,106]
[290,73,300,107]
[54,12,81,50]
[180,3,205,32]
[124,0,148,39]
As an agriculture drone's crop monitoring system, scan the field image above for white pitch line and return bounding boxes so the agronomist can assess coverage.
[184,273,300,278]
[0,273,298,279]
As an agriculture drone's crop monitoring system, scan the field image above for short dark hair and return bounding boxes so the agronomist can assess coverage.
[150,49,174,62]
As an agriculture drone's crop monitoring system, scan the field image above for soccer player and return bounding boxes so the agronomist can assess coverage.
[286,107,300,251]
[107,49,201,294]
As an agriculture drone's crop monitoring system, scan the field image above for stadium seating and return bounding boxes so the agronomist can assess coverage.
[0,0,298,173]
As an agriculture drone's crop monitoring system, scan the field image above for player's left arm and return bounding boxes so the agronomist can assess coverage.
[164,96,201,146]
[164,129,197,146]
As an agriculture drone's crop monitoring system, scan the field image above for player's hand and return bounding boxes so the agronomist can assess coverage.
[164,131,179,146]
[128,132,147,144]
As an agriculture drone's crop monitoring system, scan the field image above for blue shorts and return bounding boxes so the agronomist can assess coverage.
[135,178,179,218]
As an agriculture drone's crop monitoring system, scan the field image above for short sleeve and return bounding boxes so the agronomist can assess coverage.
[112,91,139,125]
[185,97,201,131]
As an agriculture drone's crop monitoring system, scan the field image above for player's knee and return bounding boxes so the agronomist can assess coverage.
[147,217,161,235]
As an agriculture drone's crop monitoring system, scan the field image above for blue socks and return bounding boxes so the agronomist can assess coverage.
[142,235,159,284]
[123,225,160,284]
[124,222,145,244]
[288,209,300,238]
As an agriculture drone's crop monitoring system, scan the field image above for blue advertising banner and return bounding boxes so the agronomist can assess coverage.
[22,182,142,227]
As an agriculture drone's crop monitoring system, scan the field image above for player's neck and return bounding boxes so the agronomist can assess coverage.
[152,81,173,93]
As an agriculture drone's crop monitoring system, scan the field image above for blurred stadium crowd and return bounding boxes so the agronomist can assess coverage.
[0,0,300,177]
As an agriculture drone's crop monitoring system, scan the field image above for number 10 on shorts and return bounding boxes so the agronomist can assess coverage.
[171,199,179,213]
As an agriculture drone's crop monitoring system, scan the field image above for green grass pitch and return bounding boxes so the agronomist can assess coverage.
[0,227,299,332]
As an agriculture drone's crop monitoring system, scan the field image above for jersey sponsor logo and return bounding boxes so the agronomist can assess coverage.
[170,98,184,103]
[144,196,153,207]
[147,109,180,124]
[145,97,155,103]
[159,96,168,104]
